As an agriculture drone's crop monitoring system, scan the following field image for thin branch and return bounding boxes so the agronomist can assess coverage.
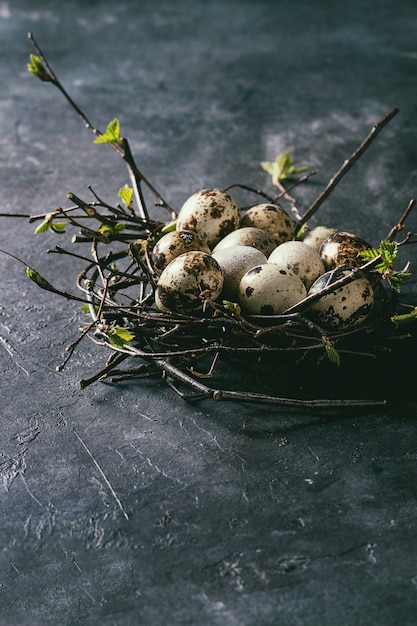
[297,107,400,229]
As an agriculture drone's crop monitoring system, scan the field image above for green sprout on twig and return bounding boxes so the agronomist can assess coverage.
[94,118,122,147]
[359,241,411,292]
[261,150,307,186]
[27,53,51,82]
[118,184,134,210]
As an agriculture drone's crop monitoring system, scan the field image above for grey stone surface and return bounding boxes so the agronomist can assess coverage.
[1,1,417,624]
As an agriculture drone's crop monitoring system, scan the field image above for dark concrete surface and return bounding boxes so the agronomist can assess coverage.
[1,1,417,624]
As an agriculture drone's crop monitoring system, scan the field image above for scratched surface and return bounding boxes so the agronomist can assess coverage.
[1,1,417,624]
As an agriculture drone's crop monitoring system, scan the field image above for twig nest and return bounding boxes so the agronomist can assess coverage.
[268,241,325,289]
[319,231,372,270]
[302,225,337,251]
[239,264,307,315]
[308,267,374,328]
[212,245,268,300]
[240,203,295,245]
[151,229,210,273]
[155,251,224,314]
[176,188,240,247]
[212,226,277,256]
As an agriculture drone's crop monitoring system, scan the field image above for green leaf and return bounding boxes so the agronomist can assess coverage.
[50,222,67,234]
[26,266,56,292]
[118,184,134,209]
[391,307,417,327]
[261,150,307,186]
[323,337,341,366]
[94,118,121,145]
[27,54,51,82]
[222,300,241,315]
[97,222,126,237]
[106,326,135,347]
[359,241,411,291]
[33,219,51,234]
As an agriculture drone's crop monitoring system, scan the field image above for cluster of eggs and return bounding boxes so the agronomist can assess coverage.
[151,188,375,328]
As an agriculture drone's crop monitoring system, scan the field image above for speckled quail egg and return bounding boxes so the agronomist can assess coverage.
[240,203,295,245]
[151,229,210,273]
[319,231,372,270]
[176,188,240,247]
[307,267,374,328]
[303,226,337,252]
[239,264,307,315]
[212,245,268,301]
[212,226,277,257]
[268,241,325,289]
[155,251,224,314]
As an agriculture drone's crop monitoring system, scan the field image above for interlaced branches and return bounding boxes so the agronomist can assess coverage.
[3,34,416,407]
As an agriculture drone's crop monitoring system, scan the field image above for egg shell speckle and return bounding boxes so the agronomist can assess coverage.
[268,241,325,289]
[155,251,224,314]
[212,226,277,257]
[151,229,210,273]
[308,267,374,327]
[240,203,295,245]
[176,188,240,247]
[239,263,307,315]
[319,231,372,270]
[212,245,268,300]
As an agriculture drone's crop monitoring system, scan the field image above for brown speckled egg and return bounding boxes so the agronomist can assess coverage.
[212,226,277,257]
[151,230,210,273]
[308,267,374,328]
[303,226,336,252]
[155,251,224,314]
[268,241,325,289]
[319,231,372,270]
[176,188,240,247]
[212,245,268,301]
[240,203,295,245]
[239,264,307,315]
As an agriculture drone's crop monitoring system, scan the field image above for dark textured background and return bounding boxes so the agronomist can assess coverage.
[1,1,417,624]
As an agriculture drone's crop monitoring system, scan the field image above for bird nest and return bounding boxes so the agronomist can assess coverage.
[10,34,417,407]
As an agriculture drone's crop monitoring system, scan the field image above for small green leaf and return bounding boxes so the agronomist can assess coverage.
[33,219,51,234]
[27,54,51,82]
[391,307,417,326]
[159,220,177,236]
[118,184,134,209]
[97,222,126,237]
[360,241,411,291]
[323,337,341,366]
[106,326,135,347]
[261,150,307,186]
[222,300,241,315]
[50,222,67,234]
[94,118,121,145]
[26,266,56,292]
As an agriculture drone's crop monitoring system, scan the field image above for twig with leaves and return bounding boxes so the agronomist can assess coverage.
[1,35,416,407]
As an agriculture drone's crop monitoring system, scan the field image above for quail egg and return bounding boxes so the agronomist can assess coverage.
[268,241,325,289]
[319,231,372,270]
[239,264,307,315]
[212,226,277,257]
[212,245,268,301]
[176,188,240,247]
[303,226,336,252]
[155,251,224,314]
[308,267,374,328]
[240,203,295,245]
[151,229,210,273]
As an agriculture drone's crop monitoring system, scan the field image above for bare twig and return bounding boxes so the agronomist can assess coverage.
[297,107,400,229]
